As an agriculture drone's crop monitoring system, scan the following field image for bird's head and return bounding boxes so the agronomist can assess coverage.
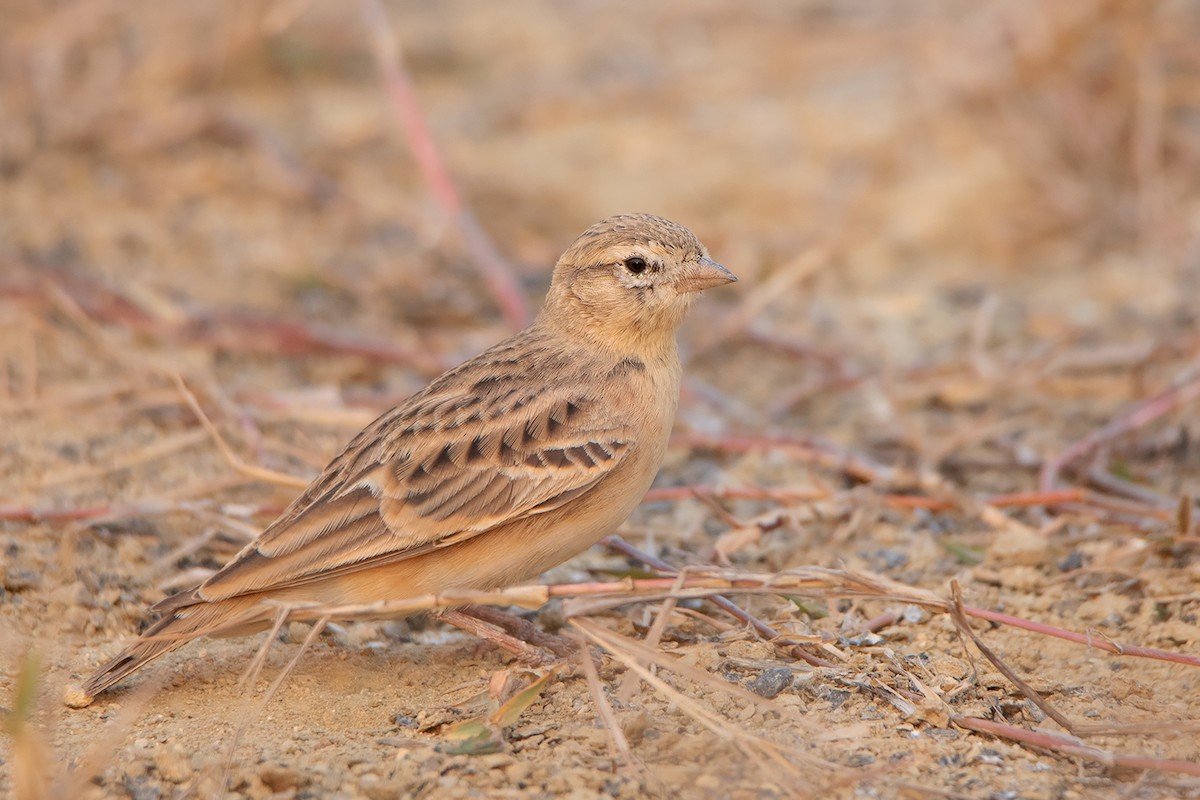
[542,213,735,354]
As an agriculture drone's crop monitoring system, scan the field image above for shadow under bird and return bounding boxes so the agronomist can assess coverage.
[79,212,735,702]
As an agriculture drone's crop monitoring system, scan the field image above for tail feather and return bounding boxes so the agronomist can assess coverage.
[82,614,190,697]
[82,595,272,699]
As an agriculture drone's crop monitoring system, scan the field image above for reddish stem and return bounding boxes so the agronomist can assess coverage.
[1040,373,1200,491]
[604,535,835,668]
[358,0,530,330]
[963,605,1200,668]
[953,715,1200,777]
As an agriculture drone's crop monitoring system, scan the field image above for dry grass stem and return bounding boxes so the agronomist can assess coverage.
[357,0,529,331]
[953,716,1200,779]
[218,616,331,795]
[1040,371,1200,490]
[576,634,638,772]
[950,585,1075,732]
[571,619,824,789]
[173,373,310,489]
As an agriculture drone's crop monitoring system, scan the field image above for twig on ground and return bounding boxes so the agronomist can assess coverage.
[671,431,943,490]
[948,581,1075,732]
[454,605,575,657]
[9,271,444,373]
[1086,465,1177,509]
[1040,372,1200,491]
[147,526,220,578]
[572,618,789,719]
[572,618,825,787]
[440,609,555,664]
[576,633,638,773]
[961,604,1200,667]
[952,715,1200,778]
[604,535,836,668]
[174,373,309,489]
[616,571,688,703]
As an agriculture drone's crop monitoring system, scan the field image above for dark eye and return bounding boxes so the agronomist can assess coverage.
[623,257,648,274]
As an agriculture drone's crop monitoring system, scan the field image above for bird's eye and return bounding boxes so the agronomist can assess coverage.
[624,257,648,274]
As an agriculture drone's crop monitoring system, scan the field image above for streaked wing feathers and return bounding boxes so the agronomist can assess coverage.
[197,341,633,602]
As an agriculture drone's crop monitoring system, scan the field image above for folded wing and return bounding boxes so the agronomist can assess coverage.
[188,371,632,604]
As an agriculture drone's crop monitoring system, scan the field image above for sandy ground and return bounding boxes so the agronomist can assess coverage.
[3,2,1200,798]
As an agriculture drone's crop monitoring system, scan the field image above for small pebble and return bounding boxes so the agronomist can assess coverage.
[745,667,794,699]
[63,685,95,708]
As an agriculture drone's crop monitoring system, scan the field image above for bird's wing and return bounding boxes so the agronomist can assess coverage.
[191,351,634,603]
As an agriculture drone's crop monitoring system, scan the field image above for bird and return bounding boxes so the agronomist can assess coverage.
[79,213,735,701]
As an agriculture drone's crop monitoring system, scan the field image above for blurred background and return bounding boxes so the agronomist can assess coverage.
[4,3,1200,797]
[5,1,1198,363]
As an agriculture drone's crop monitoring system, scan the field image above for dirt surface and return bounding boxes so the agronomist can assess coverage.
[3,2,1200,798]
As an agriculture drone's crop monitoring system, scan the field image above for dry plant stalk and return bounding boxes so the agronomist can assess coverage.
[576,635,637,771]
[174,373,310,490]
[357,0,530,331]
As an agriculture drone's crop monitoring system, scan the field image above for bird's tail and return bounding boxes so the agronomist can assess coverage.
[82,593,271,699]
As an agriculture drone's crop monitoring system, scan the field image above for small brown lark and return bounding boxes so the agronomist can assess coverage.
[81,213,735,699]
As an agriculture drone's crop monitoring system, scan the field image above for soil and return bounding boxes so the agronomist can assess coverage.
[2,2,1200,799]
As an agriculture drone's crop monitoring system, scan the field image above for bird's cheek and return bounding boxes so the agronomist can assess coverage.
[660,283,694,306]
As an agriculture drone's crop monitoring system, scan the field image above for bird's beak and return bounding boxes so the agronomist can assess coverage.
[676,257,737,294]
